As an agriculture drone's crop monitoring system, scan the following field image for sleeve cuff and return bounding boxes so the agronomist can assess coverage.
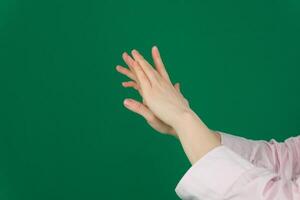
[175,145,255,199]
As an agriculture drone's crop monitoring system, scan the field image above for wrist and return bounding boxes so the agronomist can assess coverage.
[173,109,209,136]
[172,111,221,164]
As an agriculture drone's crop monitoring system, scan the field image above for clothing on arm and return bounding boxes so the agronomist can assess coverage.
[175,131,300,200]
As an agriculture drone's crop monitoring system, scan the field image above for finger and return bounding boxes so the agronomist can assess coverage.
[175,83,189,105]
[174,82,186,103]
[122,52,136,75]
[132,60,151,91]
[151,46,172,83]
[131,49,159,84]
[122,52,141,86]
[123,98,156,122]
[122,81,144,98]
[174,82,180,92]
[116,65,137,81]
[121,81,140,90]
[123,52,141,86]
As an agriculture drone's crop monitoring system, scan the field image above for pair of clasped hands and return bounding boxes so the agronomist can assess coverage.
[115,46,195,138]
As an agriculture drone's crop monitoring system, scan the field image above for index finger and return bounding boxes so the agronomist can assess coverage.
[151,46,172,84]
[122,52,137,77]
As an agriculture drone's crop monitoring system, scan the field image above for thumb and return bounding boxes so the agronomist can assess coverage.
[174,82,182,94]
[174,82,189,106]
[174,82,180,92]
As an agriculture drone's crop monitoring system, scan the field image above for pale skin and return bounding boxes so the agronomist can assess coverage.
[115,46,221,165]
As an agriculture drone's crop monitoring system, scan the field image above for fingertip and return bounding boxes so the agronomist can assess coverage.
[131,49,137,55]
[152,45,161,58]
[124,98,132,106]
[151,46,156,54]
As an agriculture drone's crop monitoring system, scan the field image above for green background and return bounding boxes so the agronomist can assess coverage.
[1,0,300,199]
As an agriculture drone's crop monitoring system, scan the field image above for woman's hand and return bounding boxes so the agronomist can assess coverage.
[116,46,190,138]
[116,46,192,134]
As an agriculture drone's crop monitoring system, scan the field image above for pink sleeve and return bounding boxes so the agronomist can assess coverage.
[217,130,300,179]
[175,134,300,200]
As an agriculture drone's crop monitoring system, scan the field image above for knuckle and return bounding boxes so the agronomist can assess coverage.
[135,102,143,112]
[147,114,156,123]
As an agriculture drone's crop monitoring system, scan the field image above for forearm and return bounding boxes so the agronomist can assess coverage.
[174,110,221,165]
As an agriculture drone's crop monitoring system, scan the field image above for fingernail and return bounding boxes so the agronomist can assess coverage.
[122,52,127,58]
[132,49,137,54]
[132,49,142,58]
[124,99,131,106]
